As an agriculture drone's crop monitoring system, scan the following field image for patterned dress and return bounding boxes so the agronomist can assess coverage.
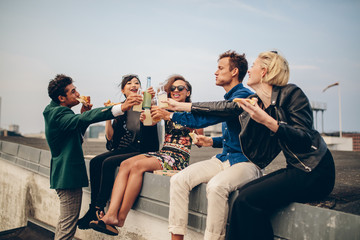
[144,120,192,170]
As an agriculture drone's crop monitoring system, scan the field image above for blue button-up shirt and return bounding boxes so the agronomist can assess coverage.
[172,83,253,166]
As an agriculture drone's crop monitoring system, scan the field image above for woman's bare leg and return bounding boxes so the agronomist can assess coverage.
[100,154,146,226]
[117,156,161,226]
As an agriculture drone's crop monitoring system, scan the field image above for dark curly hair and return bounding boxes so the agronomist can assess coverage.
[48,74,73,103]
[219,50,248,82]
[163,74,192,103]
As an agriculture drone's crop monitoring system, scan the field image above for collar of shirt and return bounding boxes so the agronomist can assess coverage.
[224,83,244,100]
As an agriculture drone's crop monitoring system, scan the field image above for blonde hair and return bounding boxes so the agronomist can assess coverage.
[258,51,289,86]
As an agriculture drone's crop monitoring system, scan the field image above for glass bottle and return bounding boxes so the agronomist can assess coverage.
[143,77,153,126]
[142,77,152,109]
[132,88,143,112]
[157,82,168,108]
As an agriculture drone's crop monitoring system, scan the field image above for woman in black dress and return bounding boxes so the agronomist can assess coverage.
[77,74,159,229]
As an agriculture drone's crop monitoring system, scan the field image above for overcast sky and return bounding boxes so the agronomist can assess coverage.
[1,0,359,134]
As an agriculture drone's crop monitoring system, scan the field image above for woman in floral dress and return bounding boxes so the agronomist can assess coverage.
[89,74,203,236]
[145,119,193,171]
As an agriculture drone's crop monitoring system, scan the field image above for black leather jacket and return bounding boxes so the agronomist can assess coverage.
[191,84,328,172]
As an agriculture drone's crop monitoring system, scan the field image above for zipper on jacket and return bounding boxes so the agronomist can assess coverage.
[238,114,261,171]
[275,106,312,172]
[283,143,312,172]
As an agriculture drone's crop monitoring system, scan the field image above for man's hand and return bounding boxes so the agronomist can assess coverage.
[140,109,157,126]
[81,103,93,113]
[236,98,279,133]
[150,106,171,122]
[195,135,213,147]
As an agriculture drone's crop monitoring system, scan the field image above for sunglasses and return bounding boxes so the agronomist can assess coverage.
[170,85,188,92]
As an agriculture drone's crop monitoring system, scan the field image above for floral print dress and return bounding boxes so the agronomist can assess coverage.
[144,120,192,170]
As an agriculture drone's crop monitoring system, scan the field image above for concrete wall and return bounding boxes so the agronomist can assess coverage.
[0,140,203,240]
[1,140,360,240]
[323,136,353,151]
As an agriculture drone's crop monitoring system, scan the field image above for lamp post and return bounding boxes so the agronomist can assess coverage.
[323,82,342,138]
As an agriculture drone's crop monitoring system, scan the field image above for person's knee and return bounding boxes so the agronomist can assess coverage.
[102,157,117,171]
[129,162,143,175]
[170,172,191,192]
[118,159,133,173]
[234,192,247,205]
[234,186,255,207]
[128,159,151,176]
[230,193,250,217]
[206,180,228,198]
[170,172,180,185]
[90,156,103,169]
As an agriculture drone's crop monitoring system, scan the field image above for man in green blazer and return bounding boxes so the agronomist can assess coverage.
[43,74,142,240]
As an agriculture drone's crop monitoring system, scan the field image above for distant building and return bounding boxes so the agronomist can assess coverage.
[88,124,105,139]
[9,124,20,134]
[311,101,327,133]
[24,132,46,139]
[0,129,22,137]
[204,123,222,138]
[343,133,360,152]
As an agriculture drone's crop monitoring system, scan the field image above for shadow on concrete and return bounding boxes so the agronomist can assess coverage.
[0,221,54,240]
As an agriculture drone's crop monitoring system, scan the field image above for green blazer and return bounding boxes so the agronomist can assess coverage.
[43,101,115,189]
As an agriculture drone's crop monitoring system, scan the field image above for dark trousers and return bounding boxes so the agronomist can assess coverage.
[89,148,140,208]
[227,150,335,240]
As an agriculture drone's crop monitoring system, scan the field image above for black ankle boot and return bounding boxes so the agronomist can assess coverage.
[77,205,103,229]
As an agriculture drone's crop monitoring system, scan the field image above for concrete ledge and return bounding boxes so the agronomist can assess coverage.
[18,145,41,163]
[38,165,50,177]
[134,197,169,220]
[271,203,360,240]
[0,141,47,177]
[137,173,360,239]
[1,141,19,155]
[39,150,51,168]
[0,152,19,163]
[1,140,360,240]
[137,173,208,232]
[141,173,171,203]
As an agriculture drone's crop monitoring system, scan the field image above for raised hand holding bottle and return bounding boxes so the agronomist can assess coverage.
[132,88,143,112]
[143,76,153,126]
[157,82,168,108]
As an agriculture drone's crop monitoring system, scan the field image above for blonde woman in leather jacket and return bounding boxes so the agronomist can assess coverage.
[165,51,335,240]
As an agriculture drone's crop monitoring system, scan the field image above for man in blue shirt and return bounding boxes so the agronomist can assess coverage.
[162,51,263,240]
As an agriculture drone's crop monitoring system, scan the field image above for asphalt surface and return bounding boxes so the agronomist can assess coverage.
[0,221,54,240]
[1,135,359,216]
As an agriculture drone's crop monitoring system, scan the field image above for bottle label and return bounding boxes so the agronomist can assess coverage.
[143,92,152,109]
